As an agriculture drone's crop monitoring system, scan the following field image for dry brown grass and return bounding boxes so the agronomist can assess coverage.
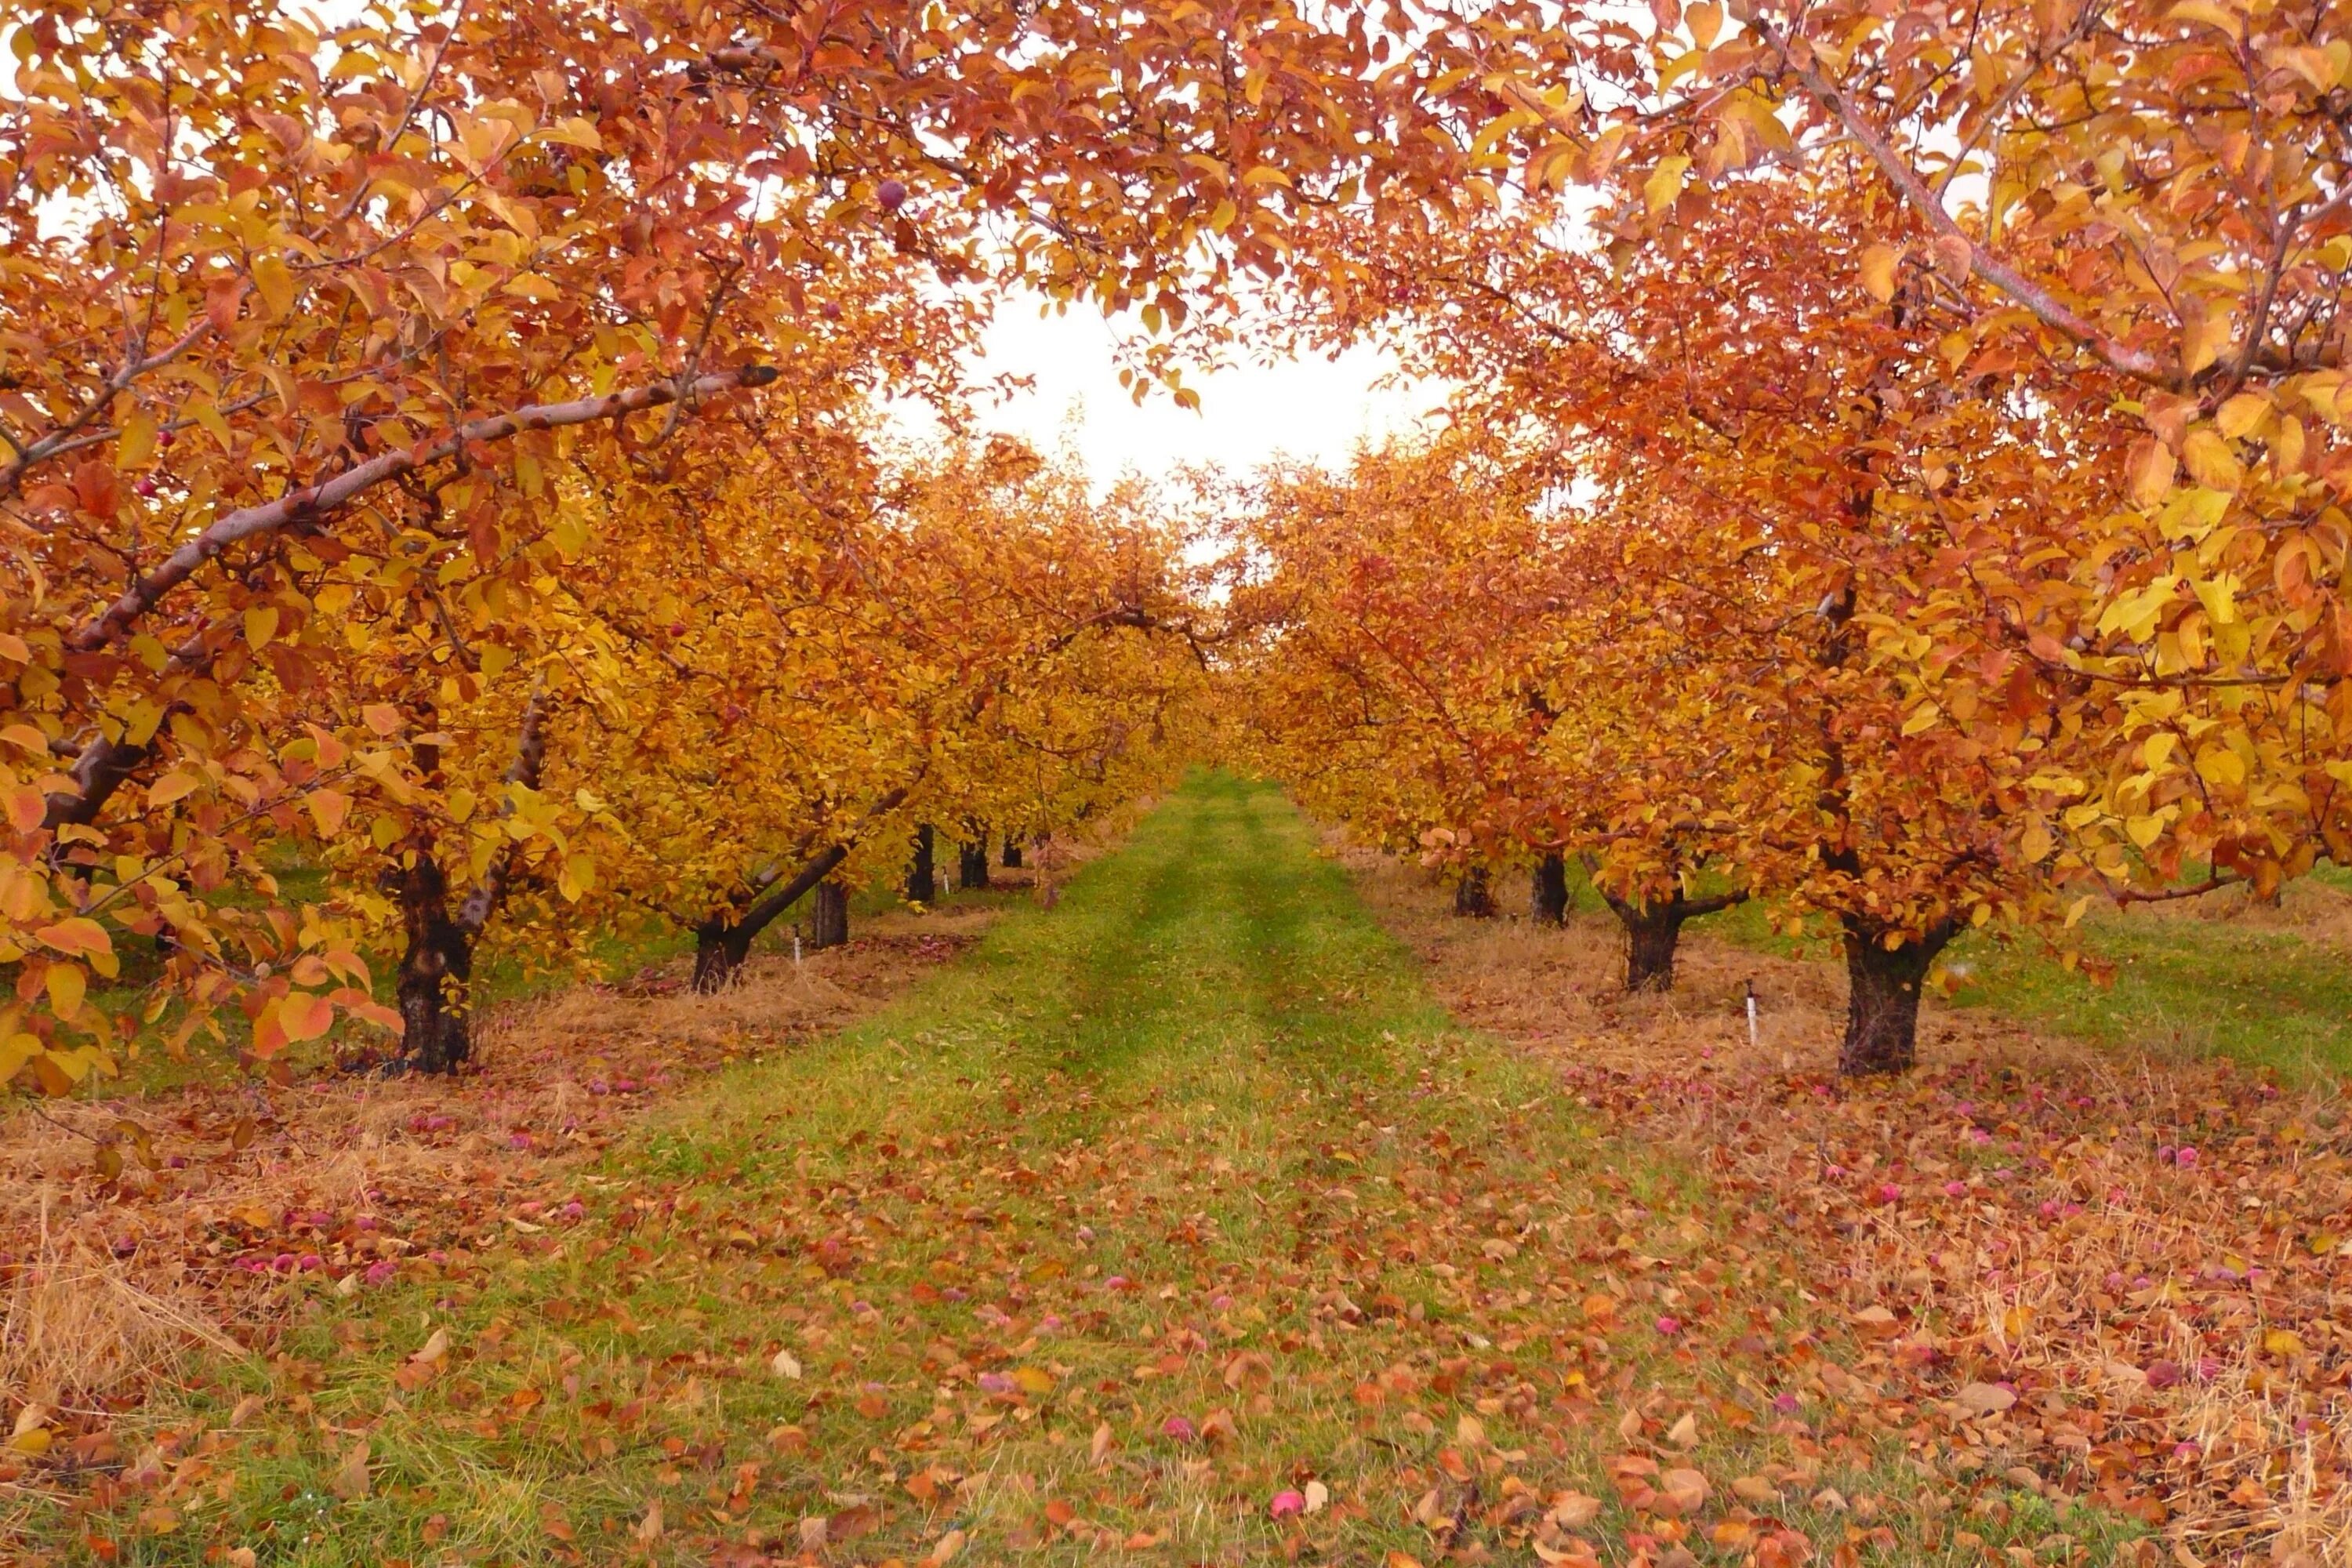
[1338,840,2352,1566]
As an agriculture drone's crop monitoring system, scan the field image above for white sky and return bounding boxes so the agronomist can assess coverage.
[891,293,1448,488]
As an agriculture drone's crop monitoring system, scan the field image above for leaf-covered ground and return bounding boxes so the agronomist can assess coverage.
[14,775,2336,1565]
[1347,852,2352,1566]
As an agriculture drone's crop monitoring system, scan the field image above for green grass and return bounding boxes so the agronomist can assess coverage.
[38,776,2140,1566]
[1562,859,2352,1081]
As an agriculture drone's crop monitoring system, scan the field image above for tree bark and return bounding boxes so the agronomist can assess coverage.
[957,839,991,891]
[394,852,474,1074]
[691,922,753,992]
[390,691,549,1072]
[906,823,936,903]
[1453,866,1495,918]
[1530,854,1570,925]
[1599,887,1748,993]
[683,783,915,991]
[809,878,849,949]
[1001,837,1023,869]
[1838,916,1958,1076]
[1620,902,1685,991]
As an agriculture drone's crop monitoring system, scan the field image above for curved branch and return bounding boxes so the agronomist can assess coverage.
[69,365,779,653]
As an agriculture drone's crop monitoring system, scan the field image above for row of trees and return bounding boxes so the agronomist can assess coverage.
[1229,0,2352,1073]
[1,0,1246,1088]
[5,0,2347,1083]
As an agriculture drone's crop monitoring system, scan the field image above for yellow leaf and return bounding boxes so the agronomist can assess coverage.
[2215,390,2270,439]
[2190,574,2239,627]
[245,604,280,651]
[2270,44,2338,93]
[45,963,86,1022]
[118,408,157,470]
[1858,243,1900,303]
[2193,746,2245,787]
[307,789,352,838]
[2169,0,2242,41]
[1686,1,1722,46]
[1900,702,1940,736]
[147,771,202,808]
[250,253,296,320]
[1643,155,1690,216]
[2180,305,2231,377]
[2181,427,2243,491]
[1011,1365,1056,1396]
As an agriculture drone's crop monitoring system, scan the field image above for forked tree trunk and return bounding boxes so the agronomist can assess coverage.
[1001,837,1023,869]
[1617,902,1686,992]
[1598,886,1749,994]
[1454,866,1495,918]
[687,786,913,993]
[1838,916,1958,1076]
[906,823,937,904]
[957,840,991,891]
[691,922,753,992]
[809,878,850,949]
[1530,854,1570,926]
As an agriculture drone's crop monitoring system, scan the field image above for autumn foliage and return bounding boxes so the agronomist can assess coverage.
[5,0,2352,1078]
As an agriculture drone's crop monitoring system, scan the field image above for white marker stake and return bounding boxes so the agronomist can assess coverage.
[1744,979,1760,1049]
[793,933,803,967]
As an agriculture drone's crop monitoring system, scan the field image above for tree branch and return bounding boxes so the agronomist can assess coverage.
[68,365,779,653]
[1751,19,2172,387]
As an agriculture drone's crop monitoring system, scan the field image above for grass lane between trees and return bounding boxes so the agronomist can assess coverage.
[31,773,2156,1566]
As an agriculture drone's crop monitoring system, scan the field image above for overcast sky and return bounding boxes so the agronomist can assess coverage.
[889,293,1449,489]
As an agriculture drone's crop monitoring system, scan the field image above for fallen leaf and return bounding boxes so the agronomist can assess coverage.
[1955,1381,2016,1416]
[329,1440,370,1501]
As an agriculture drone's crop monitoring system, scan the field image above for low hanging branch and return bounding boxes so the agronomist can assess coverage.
[69,365,779,654]
[38,366,776,833]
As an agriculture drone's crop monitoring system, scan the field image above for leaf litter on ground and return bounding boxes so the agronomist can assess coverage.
[8,782,2340,1566]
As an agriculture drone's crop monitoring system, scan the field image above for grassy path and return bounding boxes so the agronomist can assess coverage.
[67,775,2133,1566]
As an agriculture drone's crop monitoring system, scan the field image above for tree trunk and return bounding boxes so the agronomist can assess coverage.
[394,853,475,1074]
[809,878,850,949]
[1453,866,1495,918]
[1613,900,1686,992]
[1530,854,1570,925]
[906,823,936,904]
[1599,885,1749,994]
[1001,837,1023,869]
[691,922,754,993]
[1838,917,1957,1076]
[957,840,991,891]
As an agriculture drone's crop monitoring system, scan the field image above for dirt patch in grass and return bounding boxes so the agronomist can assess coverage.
[1344,844,2352,1566]
[0,906,997,1487]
